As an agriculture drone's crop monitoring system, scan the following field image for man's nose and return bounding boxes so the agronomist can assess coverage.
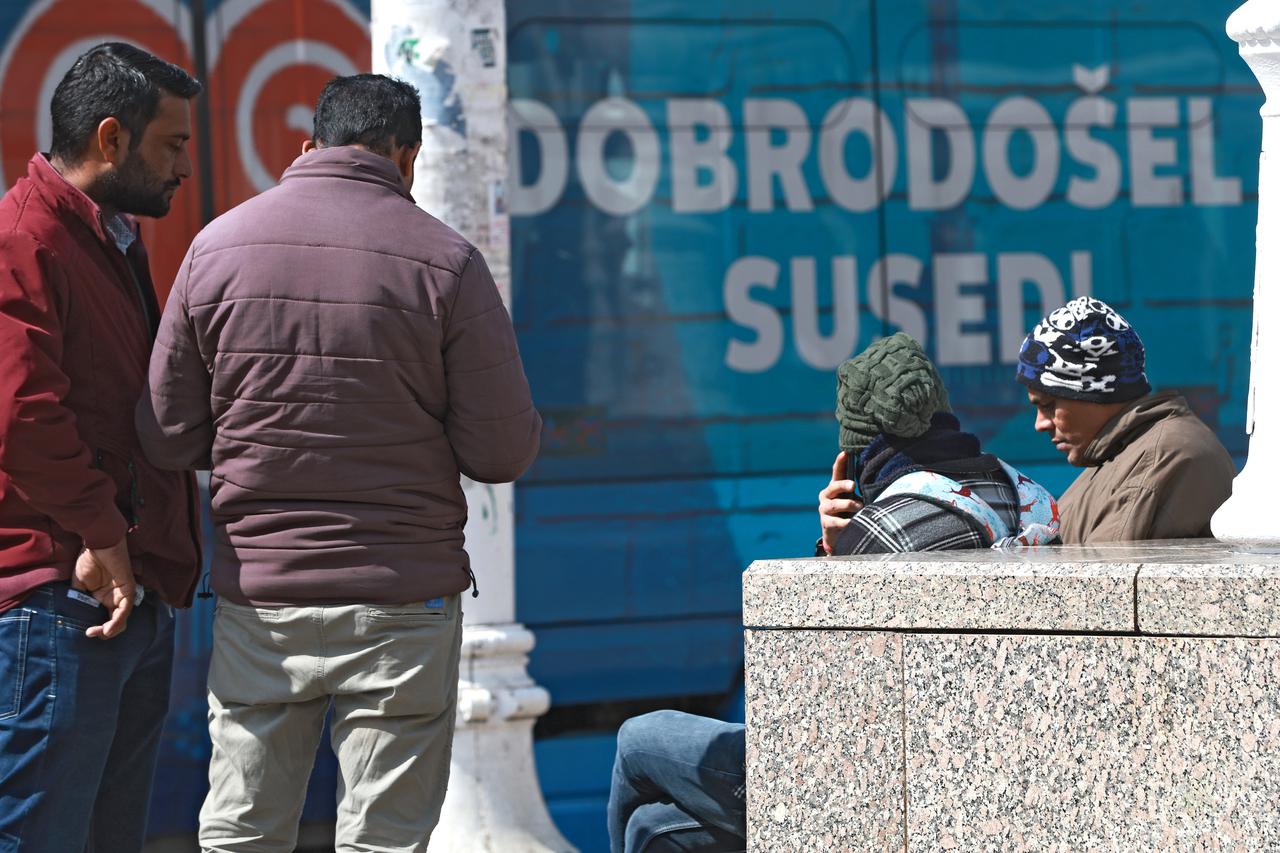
[176,148,193,181]
[1035,411,1054,433]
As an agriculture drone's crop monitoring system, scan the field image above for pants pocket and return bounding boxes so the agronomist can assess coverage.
[0,612,31,720]
[362,606,449,623]
[351,597,460,717]
[214,600,281,622]
[357,595,456,631]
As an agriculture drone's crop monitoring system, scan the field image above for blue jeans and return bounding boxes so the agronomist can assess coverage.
[0,581,175,852]
[608,710,747,853]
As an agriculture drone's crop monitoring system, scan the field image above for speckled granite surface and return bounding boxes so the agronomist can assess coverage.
[744,630,904,852]
[742,554,1135,632]
[744,543,1280,852]
[904,633,1280,852]
[1138,560,1280,636]
[744,540,1280,635]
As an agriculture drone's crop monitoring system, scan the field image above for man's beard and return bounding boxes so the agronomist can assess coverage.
[92,149,177,218]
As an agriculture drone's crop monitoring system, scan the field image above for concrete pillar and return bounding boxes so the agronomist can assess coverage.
[370,3,575,849]
[1213,1,1280,548]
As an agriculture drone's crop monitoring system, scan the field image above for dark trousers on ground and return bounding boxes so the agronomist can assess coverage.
[0,581,174,852]
[608,710,747,853]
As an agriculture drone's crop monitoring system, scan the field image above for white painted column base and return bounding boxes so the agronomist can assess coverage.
[370,1,572,846]
[1213,0,1280,549]
[428,624,578,853]
[1211,472,1280,550]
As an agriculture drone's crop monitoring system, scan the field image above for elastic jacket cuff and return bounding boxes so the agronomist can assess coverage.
[77,506,129,550]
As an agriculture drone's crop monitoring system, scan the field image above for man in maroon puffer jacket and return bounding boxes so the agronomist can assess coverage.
[137,74,541,851]
[0,43,202,852]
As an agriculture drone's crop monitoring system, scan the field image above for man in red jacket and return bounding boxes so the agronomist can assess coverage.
[0,43,201,852]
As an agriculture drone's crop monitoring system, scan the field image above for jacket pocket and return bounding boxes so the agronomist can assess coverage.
[89,441,137,531]
[91,440,201,603]
[129,460,201,597]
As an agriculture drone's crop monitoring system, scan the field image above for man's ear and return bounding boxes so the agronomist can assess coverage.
[301,138,317,154]
[396,142,421,188]
[95,116,129,165]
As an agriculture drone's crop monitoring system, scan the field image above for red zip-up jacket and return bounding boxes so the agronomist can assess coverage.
[0,153,200,610]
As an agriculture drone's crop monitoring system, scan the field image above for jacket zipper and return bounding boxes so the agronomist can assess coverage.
[97,215,153,342]
[184,473,205,605]
[126,460,141,533]
[121,256,155,341]
[92,448,139,534]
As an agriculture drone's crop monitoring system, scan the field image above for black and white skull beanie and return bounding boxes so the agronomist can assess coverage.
[1016,297,1151,403]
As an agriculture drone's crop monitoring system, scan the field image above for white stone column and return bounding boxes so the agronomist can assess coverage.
[1213,1,1280,548]
[371,3,575,849]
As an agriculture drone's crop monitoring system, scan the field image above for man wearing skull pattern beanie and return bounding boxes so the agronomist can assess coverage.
[1018,297,1235,543]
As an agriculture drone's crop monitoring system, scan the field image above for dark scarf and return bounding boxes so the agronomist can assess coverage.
[855,412,984,501]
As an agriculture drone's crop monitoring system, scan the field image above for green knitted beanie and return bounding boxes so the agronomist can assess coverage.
[836,333,951,455]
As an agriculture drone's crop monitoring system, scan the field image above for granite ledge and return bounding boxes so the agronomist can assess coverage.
[744,539,1280,636]
[1138,558,1280,637]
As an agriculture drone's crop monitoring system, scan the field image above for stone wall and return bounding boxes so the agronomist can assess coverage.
[744,541,1280,852]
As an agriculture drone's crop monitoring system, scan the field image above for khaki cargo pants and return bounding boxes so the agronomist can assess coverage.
[198,595,463,853]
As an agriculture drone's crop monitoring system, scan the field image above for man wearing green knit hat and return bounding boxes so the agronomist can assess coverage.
[818,333,1058,556]
[835,332,951,454]
[607,334,1060,853]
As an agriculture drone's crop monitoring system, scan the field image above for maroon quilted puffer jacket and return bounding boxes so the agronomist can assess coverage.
[137,146,540,606]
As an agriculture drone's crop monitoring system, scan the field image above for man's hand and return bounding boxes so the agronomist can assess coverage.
[819,451,863,556]
[72,539,135,639]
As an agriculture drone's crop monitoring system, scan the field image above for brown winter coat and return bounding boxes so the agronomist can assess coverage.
[136,146,541,605]
[1057,392,1234,543]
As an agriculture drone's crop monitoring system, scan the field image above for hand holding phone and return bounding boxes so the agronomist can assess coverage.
[818,451,864,555]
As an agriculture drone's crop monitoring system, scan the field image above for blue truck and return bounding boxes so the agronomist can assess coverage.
[0,0,1259,849]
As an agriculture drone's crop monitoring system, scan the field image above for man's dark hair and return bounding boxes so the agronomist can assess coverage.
[49,42,201,164]
[312,74,422,155]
